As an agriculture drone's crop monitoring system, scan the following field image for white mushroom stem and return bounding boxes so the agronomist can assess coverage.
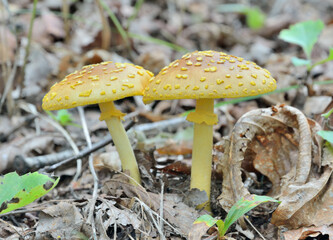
[187,98,216,208]
[99,102,141,185]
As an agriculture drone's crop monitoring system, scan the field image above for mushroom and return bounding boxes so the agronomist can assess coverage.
[43,61,154,185]
[143,50,277,208]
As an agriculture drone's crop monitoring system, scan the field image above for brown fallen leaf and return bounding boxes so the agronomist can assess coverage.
[93,151,122,172]
[159,160,191,175]
[283,225,333,240]
[35,202,84,239]
[188,222,218,240]
[157,140,192,156]
[103,179,201,237]
[0,26,17,64]
[94,198,141,240]
[216,105,333,229]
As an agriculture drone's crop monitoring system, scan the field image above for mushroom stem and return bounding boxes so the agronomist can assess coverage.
[188,98,215,209]
[99,102,141,185]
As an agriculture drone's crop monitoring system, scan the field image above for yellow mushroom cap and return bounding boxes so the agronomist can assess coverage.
[143,50,276,102]
[42,61,154,111]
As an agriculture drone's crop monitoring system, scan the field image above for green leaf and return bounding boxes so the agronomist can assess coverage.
[193,214,218,227]
[217,4,265,30]
[244,7,266,29]
[221,195,280,236]
[317,130,333,144]
[291,57,311,67]
[323,48,333,63]
[279,20,324,59]
[0,172,59,215]
[322,108,333,119]
[56,109,73,126]
[310,48,333,71]
[215,220,225,237]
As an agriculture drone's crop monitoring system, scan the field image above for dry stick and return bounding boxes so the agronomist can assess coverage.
[0,198,87,217]
[20,0,37,95]
[40,115,82,181]
[244,217,267,240]
[0,0,15,114]
[133,197,180,236]
[14,150,74,173]
[41,120,134,173]
[19,102,82,182]
[95,0,111,49]
[43,116,185,172]
[0,218,23,238]
[159,180,165,240]
[62,0,70,43]
[78,107,98,240]
[21,116,185,173]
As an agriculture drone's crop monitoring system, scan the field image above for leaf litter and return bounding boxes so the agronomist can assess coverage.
[1,0,333,239]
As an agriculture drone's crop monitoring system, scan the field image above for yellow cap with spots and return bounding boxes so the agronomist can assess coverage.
[42,61,154,110]
[143,50,276,102]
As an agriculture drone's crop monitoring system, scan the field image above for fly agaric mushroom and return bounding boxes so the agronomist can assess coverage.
[143,50,276,207]
[42,61,154,185]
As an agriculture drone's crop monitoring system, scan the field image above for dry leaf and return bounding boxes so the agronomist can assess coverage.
[95,199,141,240]
[283,225,333,240]
[36,202,84,239]
[103,179,200,237]
[0,26,17,64]
[159,160,191,175]
[216,105,333,229]
[157,140,192,155]
[93,151,122,172]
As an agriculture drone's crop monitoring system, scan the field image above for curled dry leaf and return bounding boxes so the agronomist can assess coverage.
[216,105,333,228]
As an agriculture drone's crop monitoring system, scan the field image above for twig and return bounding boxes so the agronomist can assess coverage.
[41,120,134,173]
[0,0,15,115]
[159,178,164,237]
[131,116,188,132]
[0,198,88,217]
[78,106,98,240]
[20,0,38,95]
[40,115,82,179]
[126,0,145,29]
[95,0,111,49]
[133,197,181,236]
[0,218,24,238]
[244,216,267,240]
[19,102,82,184]
[62,0,70,43]
[99,0,130,49]
[14,150,74,173]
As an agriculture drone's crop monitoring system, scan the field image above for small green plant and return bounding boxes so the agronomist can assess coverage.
[218,4,266,30]
[192,194,280,238]
[317,108,333,151]
[278,20,333,71]
[0,172,59,215]
[46,109,80,127]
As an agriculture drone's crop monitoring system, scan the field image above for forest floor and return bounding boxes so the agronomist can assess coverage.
[0,0,333,239]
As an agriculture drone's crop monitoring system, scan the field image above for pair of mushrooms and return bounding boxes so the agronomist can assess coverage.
[42,50,276,203]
